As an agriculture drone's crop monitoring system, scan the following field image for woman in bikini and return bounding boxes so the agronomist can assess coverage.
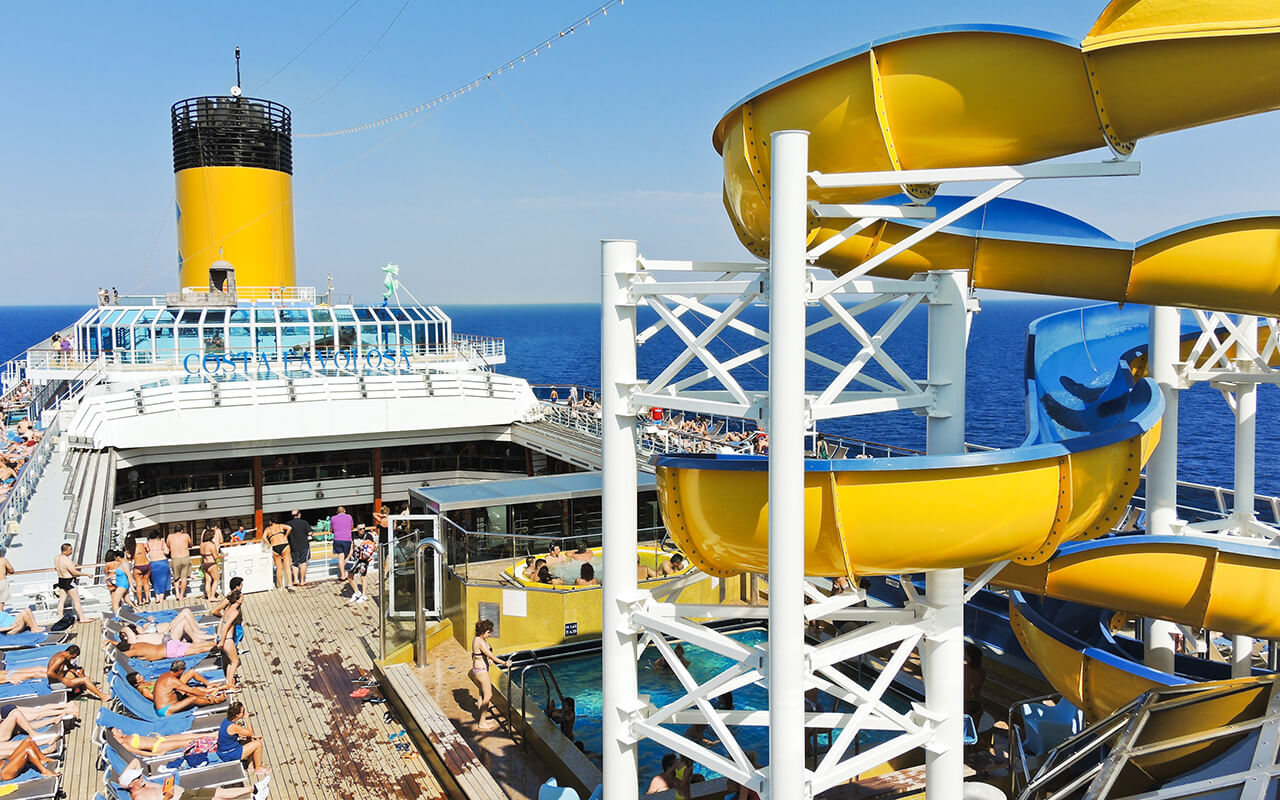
[130,535,152,605]
[145,532,171,599]
[468,619,512,731]
[265,521,291,590]
[200,530,221,600]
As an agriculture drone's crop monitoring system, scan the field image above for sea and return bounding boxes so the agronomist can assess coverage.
[2,301,1276,496]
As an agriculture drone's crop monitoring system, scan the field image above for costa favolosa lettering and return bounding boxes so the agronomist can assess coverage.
[183,348,413,375]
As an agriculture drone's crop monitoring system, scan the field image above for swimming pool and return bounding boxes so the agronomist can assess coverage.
[527,629,908,785]
[501,546,690,588]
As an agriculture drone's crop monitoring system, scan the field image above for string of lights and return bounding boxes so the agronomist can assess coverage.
[294,0,624,138]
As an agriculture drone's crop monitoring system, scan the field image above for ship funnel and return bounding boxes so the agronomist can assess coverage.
[171,96,296,290]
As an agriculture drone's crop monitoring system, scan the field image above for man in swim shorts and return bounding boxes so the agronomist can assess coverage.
[151,660,228,716]
[287,509,312,588]
[166,526,194,601]
[116,637,218,662]
[46,645,108,702]
[53,543,87,623]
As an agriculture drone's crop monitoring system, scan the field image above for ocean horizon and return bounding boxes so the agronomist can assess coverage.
[3,301,1275,497]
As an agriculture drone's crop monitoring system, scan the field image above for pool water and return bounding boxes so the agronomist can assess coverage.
[530,629,907,785]
[547,556,597,584]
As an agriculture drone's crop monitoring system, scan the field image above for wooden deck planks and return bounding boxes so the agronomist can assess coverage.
[234,579,445,800]
[62,579,446,800]
[63,616,107,799]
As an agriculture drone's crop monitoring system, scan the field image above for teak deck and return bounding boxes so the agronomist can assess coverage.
[63,580,447,799]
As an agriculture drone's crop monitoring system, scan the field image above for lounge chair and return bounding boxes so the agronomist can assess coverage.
[109,673,227,721]
[99,725,229,775]
[109,652,219,683]
[0,633,70,652]
[101,743,246,791]
[1,644,78,669]
[117,605,218,627]
[94,708,219,742]
[0,681,51,702]
[0,776,58,800]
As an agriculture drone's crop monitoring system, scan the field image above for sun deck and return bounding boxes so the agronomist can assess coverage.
[63,581,448,799]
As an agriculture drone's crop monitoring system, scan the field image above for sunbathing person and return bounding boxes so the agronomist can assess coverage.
[570,545,593,562]
[0,738,56,781]
[46,645,108,701]
[637,559,658,581]
[213,590,244,687]
[117,609,215,645]
[0,665,53,685]
[109,726,218,756]
[117,758,267,799]
[0,699,78,728]
[0,706,61,747]
[126,670,225,716]
[0,607,44,635]
[116,636,218,662]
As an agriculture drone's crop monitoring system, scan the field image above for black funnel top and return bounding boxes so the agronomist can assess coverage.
[171,96,292,174]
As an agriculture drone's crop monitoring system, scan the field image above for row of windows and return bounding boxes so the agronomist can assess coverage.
[114,442,532,504]
[75,304,452,362]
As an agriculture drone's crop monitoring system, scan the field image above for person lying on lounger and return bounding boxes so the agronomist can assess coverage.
[0,607,44,635]
[46,645,108,702]
[0,666,50,685]
[116,635,218,662]
[0,738,56,781]
[117,758,268,799]
[0,699,77,728]
[109,727,218,756]
[126,665,227,716]
[0,704,64,747]
[114,609,215,646]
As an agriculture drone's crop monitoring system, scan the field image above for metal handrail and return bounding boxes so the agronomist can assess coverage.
[413,538,444,667]
[0,415,61,524]
[506,657,567,750]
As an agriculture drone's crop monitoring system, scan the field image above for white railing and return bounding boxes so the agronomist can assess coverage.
[64,370,534,448]
[0,415,60,525]
[452,334,505,361]
[536,399,761,457]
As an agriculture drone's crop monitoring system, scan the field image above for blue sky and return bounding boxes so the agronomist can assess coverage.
[3,1,1277,304]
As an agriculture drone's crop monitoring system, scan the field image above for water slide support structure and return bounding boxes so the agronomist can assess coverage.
[1144,306,1181,672]
[601,148,1140,799]
[601,238,641,800]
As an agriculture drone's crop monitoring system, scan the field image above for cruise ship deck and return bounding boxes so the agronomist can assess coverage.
[63,581,446,800]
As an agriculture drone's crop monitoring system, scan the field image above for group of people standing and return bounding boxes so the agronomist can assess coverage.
[105,526,227,612]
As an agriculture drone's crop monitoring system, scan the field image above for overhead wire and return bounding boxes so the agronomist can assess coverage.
[300,0,414,110]
[260,0,364,89]
[294,0,624,138]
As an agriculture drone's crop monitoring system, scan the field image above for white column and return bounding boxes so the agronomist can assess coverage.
[922,270,969,800]
[1230,315,1257,677]
[1145,306,1180,671]
[601,238,640,800]
[766,130,809,800]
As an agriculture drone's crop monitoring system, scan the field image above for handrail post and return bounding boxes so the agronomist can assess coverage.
[414,537,444,667]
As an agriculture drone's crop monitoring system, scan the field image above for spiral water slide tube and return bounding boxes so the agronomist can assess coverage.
[654,0,1280,717]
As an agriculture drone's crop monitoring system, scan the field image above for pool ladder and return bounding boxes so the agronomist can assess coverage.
[505,656,568,750]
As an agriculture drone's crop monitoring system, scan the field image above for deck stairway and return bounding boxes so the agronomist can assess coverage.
[512,419,651,473]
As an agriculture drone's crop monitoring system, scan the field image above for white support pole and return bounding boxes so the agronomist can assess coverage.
[1145,306,1181,672]
[1230,315,1257,676]
[766,130,809,800]
[601,238,640,800]
[922,270,969,800]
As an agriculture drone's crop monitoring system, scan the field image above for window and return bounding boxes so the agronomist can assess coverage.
[280,309,309,323]
[255,309,276,324]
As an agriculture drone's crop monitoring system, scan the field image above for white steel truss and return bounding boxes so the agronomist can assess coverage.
[600,142,1144,800]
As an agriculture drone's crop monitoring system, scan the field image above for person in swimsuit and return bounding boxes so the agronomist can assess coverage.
[130,536,152,604]
[265,518,292,590]
[150,660,229,716]
[53,542,87,623]
[0,700,78,730]
[535,566,563,586]
[0,666,52,685]
[468,619,512,731]
[106,549,131,615]
[0,738,56,782]
[109,727,218,756]
[0,606,44,635]
[116,636,219,663]
[200,530,221,601]
[214,589,244,687]
[114,610,215,646]
[544,544,567,565]
[117,757,266,799]
[146,532,172,599]
[575,563,599,586]
[0,550,13,605]
[46,645,108,701]
[217,702,269,777]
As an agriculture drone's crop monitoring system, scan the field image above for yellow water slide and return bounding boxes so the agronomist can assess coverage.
[655,0,1280,715]
[713,0,1280,315]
